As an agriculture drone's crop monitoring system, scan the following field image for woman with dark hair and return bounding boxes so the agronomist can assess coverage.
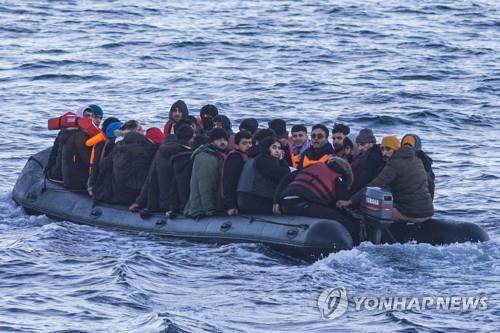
[237,137,290,214]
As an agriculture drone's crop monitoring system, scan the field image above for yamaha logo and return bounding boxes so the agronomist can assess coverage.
[317,285,348,320]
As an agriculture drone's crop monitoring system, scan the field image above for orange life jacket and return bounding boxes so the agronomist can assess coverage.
[301,154,329,169]
[291,153,300,168]
[85,132,107,167]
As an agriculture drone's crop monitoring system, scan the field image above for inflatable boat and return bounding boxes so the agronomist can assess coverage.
[12,149,489,261]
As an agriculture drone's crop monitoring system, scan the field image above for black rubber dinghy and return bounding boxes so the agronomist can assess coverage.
[12,149,489,261]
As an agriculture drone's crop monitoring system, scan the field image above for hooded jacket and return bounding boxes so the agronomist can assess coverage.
[163,100,189,135]
[352,146,434,218]
[184,144,225,217]
[401,134,435,199]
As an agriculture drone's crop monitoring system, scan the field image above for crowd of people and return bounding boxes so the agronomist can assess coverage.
[46,100,436,243]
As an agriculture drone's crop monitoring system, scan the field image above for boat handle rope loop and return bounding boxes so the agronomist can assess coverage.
[237,214,309,230]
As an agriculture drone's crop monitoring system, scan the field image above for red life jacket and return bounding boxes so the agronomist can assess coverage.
[289,163,341,203]
[220,150,248,199]
[163,120,174,136]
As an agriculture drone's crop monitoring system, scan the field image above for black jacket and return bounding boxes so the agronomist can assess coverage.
[137,142,193,212]
[416,150,435,200]
[170,149,194,213]
[88,140,115,190]
[222,151,247,210]
[255,154,290,182]
[350,144,385,194]
[46,131,64,181]
[60,129,91,190]
[352,146,434,218]
[97,132,157,205]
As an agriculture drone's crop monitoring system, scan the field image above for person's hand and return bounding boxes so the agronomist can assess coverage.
[272,203,281,215]
[129,202,140,212]
[87,187,93,196]
[336,200,352,208]
[227,208,238,216]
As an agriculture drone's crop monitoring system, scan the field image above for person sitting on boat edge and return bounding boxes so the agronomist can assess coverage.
[289,124,310,169]
[167,126,204,217]
[86,117,121,196]
[273,156,358,243]
[401,134,435,200]
[349,128,385,194]
[130,123,195,214]
[222,130,253,216]
[163,100,189,136]
[184,128,229,218]
[237,137,290,214]
[58,105,99,190]
[331,123,350,158]
[46,105,94,183]
[297,124,334,169]
[337,136,434,223]
[93,121,157,205]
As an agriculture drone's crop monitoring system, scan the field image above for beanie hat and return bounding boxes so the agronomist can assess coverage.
[76,105,92,117]
[101,117,120,133]
[239,118,259,134]
[200,104,218,118]
[145,127,165,145]
[356,128,376,144]
[401,134,422,151]
[209,128,229,142]
[176,124,194,142]
[268,119,287,139]
[88,104,103,118]
[105,121,123,140]
[381,136,400,150]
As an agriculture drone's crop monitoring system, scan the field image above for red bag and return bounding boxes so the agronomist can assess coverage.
[76,117,101,137]
[47,112,78,130]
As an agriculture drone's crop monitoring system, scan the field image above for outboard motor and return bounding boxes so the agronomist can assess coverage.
[361,187,394,244]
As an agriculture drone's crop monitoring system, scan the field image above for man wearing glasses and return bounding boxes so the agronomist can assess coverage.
[297,124,334,170]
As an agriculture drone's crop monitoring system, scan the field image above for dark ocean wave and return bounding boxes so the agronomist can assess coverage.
[30,74,108,82]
